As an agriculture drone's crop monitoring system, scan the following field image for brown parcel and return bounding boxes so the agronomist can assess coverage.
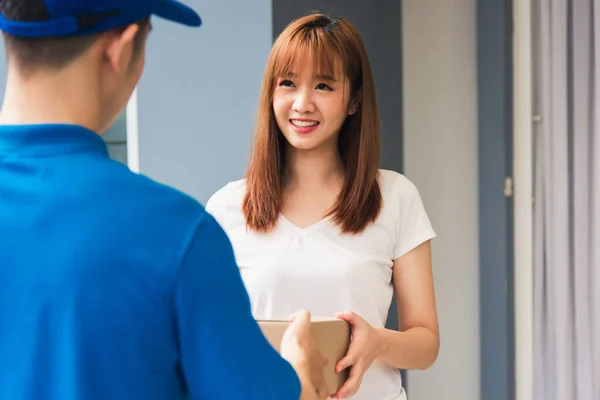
[258,318,351,396]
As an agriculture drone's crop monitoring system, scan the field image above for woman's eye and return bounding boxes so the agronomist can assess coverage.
[316,83,332,91]
[279,80,295,87]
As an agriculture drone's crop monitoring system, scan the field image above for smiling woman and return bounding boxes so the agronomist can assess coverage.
[243,14,381,235]
[206,13,439,400]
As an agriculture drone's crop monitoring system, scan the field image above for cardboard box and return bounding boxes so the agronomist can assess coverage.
[258,318,351,396]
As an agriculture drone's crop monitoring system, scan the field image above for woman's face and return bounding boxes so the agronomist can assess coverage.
[273,63,358,153]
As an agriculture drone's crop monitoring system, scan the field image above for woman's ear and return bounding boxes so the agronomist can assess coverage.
[348,97,360,115]
[348,89,362,116]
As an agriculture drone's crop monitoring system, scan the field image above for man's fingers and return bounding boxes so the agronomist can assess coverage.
[321,354,328,368]
[284,309,312,338]
[312,354,329,400]
[289,309,311,322]
[315,378,330,400]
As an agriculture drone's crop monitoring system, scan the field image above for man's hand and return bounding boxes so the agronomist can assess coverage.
[280,310,329,400]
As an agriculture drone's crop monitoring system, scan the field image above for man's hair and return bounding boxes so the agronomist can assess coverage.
[0,0,149,71]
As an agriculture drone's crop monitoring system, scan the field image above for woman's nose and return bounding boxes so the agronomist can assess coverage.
[292,89,316,114]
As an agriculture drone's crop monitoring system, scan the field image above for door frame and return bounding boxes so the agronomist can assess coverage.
[512,1,534,399]
[476,1,516,399]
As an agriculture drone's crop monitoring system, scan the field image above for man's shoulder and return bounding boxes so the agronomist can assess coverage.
[104,163,205,219]
[88,162,211,255]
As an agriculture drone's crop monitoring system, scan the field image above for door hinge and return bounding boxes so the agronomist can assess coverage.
[504,177,513,198]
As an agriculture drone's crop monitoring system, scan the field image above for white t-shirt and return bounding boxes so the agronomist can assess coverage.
[205,169,436,400]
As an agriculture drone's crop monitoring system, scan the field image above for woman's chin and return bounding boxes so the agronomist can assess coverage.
[284,132,335,153]
[284,135,319,151]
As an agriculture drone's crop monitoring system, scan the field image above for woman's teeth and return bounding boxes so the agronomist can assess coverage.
[291,120,319,127]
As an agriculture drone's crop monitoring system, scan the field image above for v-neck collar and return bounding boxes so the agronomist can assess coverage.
[278,213,333,236]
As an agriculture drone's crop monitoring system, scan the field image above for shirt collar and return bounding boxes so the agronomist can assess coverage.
[0,124,109,157]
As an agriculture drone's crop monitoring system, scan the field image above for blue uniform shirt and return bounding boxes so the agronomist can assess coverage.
[0,124,301,400]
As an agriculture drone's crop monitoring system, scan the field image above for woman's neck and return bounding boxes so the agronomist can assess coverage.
[284,144,344,190]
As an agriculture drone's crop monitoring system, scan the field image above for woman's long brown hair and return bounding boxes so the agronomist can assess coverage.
[242,13,382,235]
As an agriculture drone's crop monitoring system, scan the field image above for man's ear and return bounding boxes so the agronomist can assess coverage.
[104,23,140,73]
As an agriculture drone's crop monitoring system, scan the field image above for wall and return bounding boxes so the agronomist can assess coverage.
[136,0,273,203]
[402,1,480,400]
[103,111,128,165]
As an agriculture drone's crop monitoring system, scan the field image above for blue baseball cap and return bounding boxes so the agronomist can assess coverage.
[0,0,201,38]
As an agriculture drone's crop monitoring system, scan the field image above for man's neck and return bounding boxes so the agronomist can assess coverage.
[0,64,103,132]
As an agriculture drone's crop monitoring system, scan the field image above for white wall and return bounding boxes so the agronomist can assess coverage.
[402,1,480,400]
[136,0,273,203]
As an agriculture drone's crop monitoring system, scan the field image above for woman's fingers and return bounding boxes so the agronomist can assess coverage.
[335,352,356,372]
[333,362,363,398]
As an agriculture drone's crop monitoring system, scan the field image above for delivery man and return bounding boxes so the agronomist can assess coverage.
[0,0,328,399]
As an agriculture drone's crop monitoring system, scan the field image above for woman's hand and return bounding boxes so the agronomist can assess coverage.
[332,311,384,399]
